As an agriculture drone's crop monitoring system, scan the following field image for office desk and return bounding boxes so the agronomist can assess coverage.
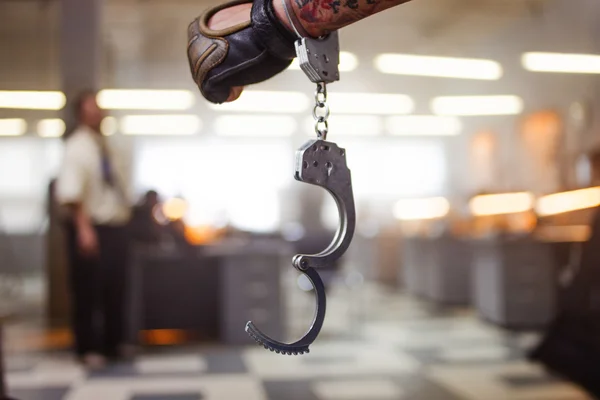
[206,239,290,345]
[401,237,432,297]
[129,245,221,342]
[426,236,472,305]
[472,237,557,329]
[401,236,472,305]
[129,239,292,346]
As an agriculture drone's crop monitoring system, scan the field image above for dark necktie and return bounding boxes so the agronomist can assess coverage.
[100,144,115,187]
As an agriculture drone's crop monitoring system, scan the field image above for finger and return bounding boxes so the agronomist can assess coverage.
[226,86,244,102]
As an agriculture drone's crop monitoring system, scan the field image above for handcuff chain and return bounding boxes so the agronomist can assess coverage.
[313,82,330,140]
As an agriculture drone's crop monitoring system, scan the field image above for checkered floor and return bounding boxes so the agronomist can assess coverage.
[4,284,593,400]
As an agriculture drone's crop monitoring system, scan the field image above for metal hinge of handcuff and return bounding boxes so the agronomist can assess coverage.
[245,29,356,355]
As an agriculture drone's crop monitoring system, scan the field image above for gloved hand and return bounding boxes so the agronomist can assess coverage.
[188,0,297,104]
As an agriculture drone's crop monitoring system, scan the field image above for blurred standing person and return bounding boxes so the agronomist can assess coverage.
[56,91,131,369]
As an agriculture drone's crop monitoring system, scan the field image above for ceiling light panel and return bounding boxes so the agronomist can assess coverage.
[393,197,450,221]
[0,119,27,136]
[0,91,66,110]
[328,93,414,115]
[386,116,462,136]
[375,54,503,80]
[101,117,118,136]
[38,119,66,138]
[536,187,600,216]
[305,115,383,136]
[522,52,600,74]
[470,192,534,216]
[431,95,524,116]
[97,89,195,110]
[215,115,297,137]
[120,115,201,135]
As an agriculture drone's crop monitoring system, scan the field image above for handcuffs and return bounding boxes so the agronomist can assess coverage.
[245,24,356,355]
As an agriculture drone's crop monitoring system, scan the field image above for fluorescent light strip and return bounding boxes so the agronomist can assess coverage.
[522,52,600,74]
[0,91,66,110]
[97,89,195,110]
[120,115,201,135]
[536,187,600,216]
[101,117,118,136]
[289,51,359,72]
[393,197,450,221]
[386,116,462,136]
[374,54,503,80]
[215,115,297,137]
[208,91,310,113]
[470,192,534,216]
[38,119,66,138]
[0,119,27,136]
[305,115,383,136]
[327,93,414,115]
[431,95,524,116]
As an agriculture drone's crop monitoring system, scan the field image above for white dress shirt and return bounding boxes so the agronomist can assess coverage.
[56,126,131,226]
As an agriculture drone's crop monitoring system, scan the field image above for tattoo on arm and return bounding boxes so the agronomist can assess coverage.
[344,0,359,10]
[292,0,412,36]
[330,0,341,13]
[294,0,311,9]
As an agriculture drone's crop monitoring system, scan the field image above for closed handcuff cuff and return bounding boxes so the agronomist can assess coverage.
[245,0,356,355]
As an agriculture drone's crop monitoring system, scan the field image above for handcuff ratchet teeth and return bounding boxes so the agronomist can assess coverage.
[246,139,356,355]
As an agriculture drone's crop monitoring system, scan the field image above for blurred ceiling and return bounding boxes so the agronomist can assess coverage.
[1,0,600,198]
[0,0,598,112]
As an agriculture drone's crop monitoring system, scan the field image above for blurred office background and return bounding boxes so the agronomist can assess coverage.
[2,0,600,398]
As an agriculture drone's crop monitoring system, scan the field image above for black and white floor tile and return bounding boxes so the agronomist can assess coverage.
[4,286,594,400]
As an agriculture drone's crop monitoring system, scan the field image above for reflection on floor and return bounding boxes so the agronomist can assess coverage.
[4,284,593,400]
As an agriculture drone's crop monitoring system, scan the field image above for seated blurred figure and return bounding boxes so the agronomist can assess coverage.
[129,190,162,244]
[55,91,132,369]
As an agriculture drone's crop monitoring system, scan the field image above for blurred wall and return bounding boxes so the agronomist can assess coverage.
[1,0,600,274]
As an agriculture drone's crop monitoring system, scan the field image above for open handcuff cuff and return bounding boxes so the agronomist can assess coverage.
[245,8,356,355]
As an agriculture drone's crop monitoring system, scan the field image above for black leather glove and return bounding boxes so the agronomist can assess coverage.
[188,0,297,104]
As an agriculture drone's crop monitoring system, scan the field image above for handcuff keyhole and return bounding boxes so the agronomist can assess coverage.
[325,162,333,174]
[313,161,319,167]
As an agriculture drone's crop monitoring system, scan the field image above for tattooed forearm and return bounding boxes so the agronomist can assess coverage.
[285,0,412,36]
